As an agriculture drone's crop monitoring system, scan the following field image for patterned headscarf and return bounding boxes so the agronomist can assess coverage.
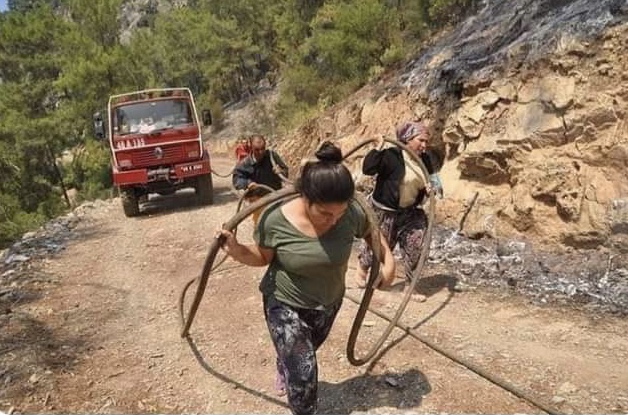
[395,121,427,143]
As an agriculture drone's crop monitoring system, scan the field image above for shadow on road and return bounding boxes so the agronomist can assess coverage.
[361,273,459,372]
[181,257,449,414]
[318,368,431,414]
[184,335,290,410]
[0,280,128,406]
[185,332,431,414]
[137,185,240,218]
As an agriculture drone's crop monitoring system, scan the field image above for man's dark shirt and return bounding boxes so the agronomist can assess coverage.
[232,150,289,197]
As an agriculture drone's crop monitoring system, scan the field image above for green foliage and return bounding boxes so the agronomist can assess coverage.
[7,0,57,13]
[0,5,72,247]
[0,193,46,247]
[130,7,261,104]
[279,0,402,111]
[0,0,476,248]
[394,0,431,39]
[257,0,324,62]
[63,139,112,201]
[65,0,123,48]
[281,64,328,107]
[56,0,139,130]
[308,0,400,80]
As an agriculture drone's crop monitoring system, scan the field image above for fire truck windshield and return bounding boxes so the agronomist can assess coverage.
[113,99,194,136]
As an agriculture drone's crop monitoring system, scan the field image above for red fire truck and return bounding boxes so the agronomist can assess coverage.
[93,88,214,217]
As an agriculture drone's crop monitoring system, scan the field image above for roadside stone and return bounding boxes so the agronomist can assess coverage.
[384,376,400,387]
[1,270,16,279]
[609,198,628,234]
[21,231,38,241]
[557,381,578,395]
[3,254,30,265]
[551,396,567,404]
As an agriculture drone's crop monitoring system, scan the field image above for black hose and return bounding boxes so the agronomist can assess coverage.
[178,139,386,339]
[268,149,291,185]
[211,167,235,178]
[179,186,298,336]
[345,137,435,365]
[178,186,382,337]
[180,137,434,368]
[212,148,289,182]
[343,292,562,415]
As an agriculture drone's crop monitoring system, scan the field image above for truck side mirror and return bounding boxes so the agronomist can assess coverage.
[201,109,212,127]
[93,112,106,140]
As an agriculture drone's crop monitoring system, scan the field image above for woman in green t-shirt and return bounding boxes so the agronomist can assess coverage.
[218,141,394,415]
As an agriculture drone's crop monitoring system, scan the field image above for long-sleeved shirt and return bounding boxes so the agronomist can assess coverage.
[362,146,435,210]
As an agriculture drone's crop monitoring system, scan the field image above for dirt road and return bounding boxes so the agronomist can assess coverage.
[1,157,628,414]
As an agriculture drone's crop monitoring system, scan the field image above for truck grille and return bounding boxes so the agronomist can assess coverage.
[132,145,185,167]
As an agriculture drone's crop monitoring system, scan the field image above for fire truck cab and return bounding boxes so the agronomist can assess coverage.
[94,88,214,217]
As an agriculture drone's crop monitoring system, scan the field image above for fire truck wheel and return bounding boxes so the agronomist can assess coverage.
[121,188,140,217]
[196,173,214,205]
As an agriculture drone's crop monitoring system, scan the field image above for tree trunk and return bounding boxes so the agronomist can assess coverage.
[47,144,71,208]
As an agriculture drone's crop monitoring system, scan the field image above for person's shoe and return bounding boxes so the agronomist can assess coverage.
[275,370,286,396]
[404,284,427,302]
[410,292,427,302]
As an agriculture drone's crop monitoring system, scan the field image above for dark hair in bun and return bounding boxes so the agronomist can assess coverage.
[315,141,343,164]
[296,141,354,204]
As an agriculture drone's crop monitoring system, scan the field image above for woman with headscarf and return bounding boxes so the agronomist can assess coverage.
[355,121,443,296]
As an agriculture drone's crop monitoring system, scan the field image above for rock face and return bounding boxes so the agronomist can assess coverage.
[119,0,185,43]
[277,0,628,252]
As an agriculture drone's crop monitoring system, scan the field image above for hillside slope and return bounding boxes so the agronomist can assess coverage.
[255,0,628,252]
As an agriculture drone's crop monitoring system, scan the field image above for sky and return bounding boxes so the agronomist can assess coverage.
[0,0,7,12]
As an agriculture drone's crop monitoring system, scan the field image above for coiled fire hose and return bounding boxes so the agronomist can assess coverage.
[179,137,435,367]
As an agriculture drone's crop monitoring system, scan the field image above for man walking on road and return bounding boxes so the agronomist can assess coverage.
[232,134,289,223]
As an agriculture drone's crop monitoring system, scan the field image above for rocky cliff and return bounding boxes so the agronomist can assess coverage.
[274,0,628,253]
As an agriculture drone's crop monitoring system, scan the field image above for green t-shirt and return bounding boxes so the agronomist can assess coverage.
[254,198,369,309]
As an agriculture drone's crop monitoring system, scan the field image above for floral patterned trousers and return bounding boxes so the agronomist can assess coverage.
[357,203,428,281]
[263,295,342,415]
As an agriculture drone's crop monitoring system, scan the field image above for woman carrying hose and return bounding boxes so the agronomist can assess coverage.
[355,121,443,298]
[217,141,395,415]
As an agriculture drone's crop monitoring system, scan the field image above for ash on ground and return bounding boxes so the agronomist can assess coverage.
[0,201,111,312]
[429,225,628,315]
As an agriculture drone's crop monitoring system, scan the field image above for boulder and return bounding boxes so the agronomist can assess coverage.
[609,198,628,234]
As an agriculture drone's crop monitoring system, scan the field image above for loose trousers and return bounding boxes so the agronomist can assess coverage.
[357,202,427,281]
[263,295,342,415]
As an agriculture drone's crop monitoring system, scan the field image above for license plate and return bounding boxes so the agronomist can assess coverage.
[180,164,203,173]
